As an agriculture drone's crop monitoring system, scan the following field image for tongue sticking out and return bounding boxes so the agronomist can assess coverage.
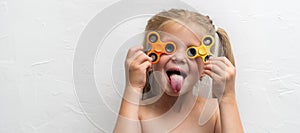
[170,74,184,93]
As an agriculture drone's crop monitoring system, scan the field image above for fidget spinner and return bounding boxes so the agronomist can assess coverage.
[146,31,176,64]
[186,35,215,62]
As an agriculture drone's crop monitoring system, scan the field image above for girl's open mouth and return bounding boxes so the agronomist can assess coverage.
[166,68,187,93]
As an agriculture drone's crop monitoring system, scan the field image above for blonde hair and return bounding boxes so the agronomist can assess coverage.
[142,9,235,98]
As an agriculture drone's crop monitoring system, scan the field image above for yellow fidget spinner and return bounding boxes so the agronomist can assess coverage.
[146,31,176,64]
[186,35,215,62]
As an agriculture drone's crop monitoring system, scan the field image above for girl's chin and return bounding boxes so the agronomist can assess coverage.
[164,91,180,97]
[163,87,179,96]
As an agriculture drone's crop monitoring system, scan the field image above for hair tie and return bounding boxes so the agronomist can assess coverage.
[214,25,219,32]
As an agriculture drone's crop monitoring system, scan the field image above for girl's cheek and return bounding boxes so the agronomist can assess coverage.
[195,58,204,74]
[153,55,169,71]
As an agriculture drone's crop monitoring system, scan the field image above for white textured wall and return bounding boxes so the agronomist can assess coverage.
[1,0,300,132]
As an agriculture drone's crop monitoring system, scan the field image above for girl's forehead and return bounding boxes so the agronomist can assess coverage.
[160,22,206,46]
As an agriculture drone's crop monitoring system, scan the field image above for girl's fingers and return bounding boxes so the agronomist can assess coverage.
[209,57,234,68]
[133,52,152,64]
[203,69,222,82]
[126,46,152,66]
[205,60,226,71]
[204,63,225,77]
[126,45,143,58]
[205,57,236,84]
[139,60,152,70]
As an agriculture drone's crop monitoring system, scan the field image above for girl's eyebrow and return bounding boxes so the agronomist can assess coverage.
[160,35,172,40]
[161,35,200,47]
[160,36,177,43]
[161,38,197,47]
[186,40,200,47]
[186,43,195,47]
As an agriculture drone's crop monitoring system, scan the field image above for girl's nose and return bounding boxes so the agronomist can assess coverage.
[171,52,187,64]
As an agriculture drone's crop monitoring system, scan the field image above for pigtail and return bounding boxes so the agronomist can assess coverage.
[216,28,235,67]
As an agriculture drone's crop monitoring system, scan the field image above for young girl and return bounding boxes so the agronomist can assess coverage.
[114,9,244,133]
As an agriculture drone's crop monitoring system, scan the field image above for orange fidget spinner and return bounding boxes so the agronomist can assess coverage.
[146,31,176,64]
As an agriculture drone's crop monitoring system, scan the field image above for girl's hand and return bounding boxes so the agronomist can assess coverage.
[125,46,152,92]
[203,57,236,100]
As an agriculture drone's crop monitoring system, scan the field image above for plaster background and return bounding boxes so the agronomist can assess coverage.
[0,0,300,132]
